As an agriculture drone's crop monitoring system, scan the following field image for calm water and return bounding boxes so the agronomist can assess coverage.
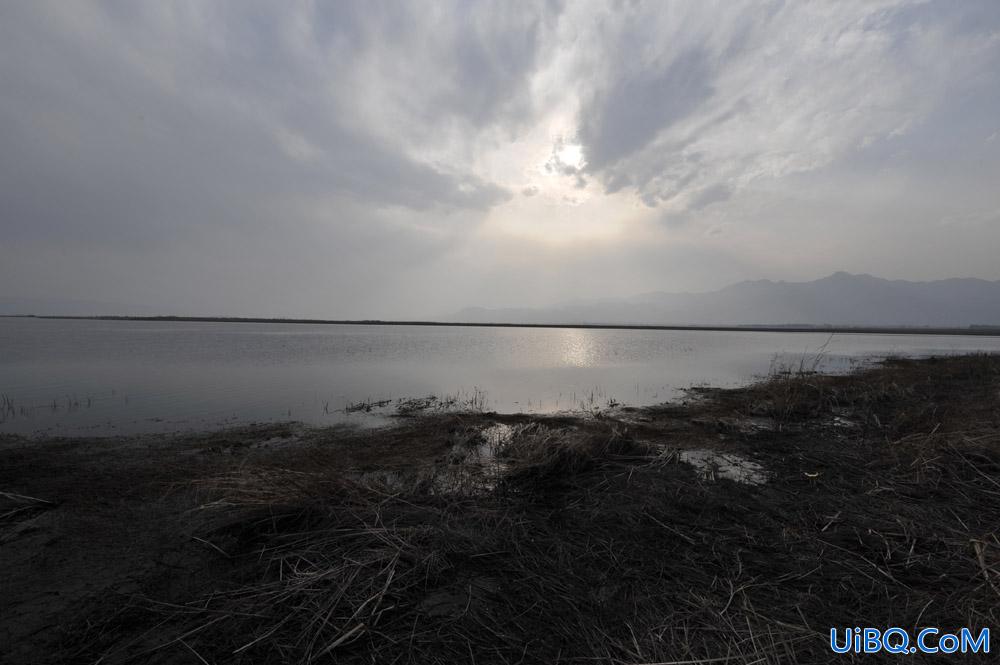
[2,317,999,436]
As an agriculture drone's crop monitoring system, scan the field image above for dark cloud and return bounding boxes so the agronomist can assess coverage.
[688,183,733,211]
[578,48,715,171]
[0,1,514,254]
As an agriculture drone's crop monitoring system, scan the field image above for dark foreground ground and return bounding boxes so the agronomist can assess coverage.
[2,355,999,663]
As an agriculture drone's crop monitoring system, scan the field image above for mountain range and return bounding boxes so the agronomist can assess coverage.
[451,273,1000,327]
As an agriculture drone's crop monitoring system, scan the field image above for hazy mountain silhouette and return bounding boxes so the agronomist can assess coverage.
[452,273,1000,327]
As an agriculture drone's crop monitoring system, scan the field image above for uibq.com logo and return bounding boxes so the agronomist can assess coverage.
[830,627,990,655]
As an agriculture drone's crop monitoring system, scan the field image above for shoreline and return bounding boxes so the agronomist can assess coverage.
[2,354,999,663]
[5,313,1000,337]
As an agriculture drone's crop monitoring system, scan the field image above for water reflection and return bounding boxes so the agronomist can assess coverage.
[2,317,1000,436]
[558,328,599,367]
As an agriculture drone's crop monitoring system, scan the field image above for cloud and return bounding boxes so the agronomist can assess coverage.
[1,0,999,317]
[578,48,714,171]
[566,1,1000,217]
[0,1,541,316]
[688,183,734,212]
[0,2,527,248]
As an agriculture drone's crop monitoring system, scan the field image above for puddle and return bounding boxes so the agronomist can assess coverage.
[478,423,515,448]
[829,408,860,429]
[444,423,517,491]
[354,423,770,492]
[353,423,521,495]
[677,449,768,485]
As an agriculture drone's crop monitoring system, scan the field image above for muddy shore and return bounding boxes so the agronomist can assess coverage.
[2,355,999,663]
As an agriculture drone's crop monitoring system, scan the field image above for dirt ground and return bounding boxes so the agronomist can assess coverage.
[2,355,999,663]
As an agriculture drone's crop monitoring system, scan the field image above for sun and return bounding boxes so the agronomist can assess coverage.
[556,143,585,170]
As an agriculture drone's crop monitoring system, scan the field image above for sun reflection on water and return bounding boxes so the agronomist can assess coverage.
[558,328,599,367]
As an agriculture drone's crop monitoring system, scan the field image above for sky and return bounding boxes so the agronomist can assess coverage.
[1,0,999,318]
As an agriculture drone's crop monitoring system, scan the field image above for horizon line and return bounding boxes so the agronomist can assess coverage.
[4,314,1000,337]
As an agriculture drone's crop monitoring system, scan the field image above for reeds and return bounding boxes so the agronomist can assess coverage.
[67,354,1000,664]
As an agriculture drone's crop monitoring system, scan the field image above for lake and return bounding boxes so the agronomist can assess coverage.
[2,317,1000,436]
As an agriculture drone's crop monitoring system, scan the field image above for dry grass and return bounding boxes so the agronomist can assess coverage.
[56,355,1000,664]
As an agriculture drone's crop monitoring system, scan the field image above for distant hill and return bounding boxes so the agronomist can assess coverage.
[451,273,1000,327]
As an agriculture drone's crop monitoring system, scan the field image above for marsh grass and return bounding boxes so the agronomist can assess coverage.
[64,355,1000,664]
